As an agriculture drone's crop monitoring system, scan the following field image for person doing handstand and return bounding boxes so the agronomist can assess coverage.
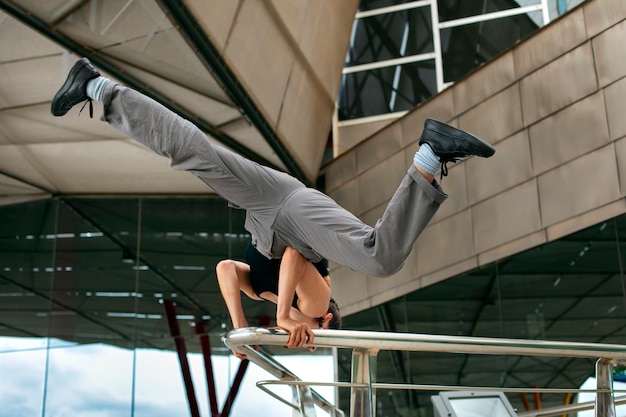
[51,58,495,348]
[217,242,341,358]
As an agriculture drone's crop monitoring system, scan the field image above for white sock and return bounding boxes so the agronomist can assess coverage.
[86,77,111,102]
[413,143,441,176]
[413,144,440,176]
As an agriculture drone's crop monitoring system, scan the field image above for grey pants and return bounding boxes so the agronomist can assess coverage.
[102,84,447,277]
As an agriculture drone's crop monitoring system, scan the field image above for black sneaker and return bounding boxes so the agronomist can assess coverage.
[51,57,100,117]
[419,118,495,177]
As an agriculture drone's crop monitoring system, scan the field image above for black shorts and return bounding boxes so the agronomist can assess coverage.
[244,242,328,308]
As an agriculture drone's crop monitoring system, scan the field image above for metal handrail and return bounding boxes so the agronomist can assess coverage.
[226,327,626,359]
[224,327,626,417]
[233,344,344,417]
[517,395,626,417]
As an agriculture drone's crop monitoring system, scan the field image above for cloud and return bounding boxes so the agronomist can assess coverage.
[0,337,335,417]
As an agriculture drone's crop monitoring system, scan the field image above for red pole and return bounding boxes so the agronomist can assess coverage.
[163,300,201,417]
[195,322,219,417]
[534,388,542,410]
[220,360,249,417]
[519,393,531,411]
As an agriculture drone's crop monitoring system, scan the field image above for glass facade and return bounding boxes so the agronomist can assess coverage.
[0,198,237,416]
[338,0,584,122]
[0,198,334,416]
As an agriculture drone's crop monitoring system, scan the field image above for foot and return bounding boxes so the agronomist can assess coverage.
[419,118,495,176]
[51,57,100,117]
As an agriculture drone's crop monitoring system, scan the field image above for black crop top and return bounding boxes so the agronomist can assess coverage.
[244,242,329,308]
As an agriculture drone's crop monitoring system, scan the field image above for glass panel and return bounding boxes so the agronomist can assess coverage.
[44,342,135,415]
[339,60,436,120]
[346,6,433,67]
[0,200,56,416]
[440,12,541,83]
[339,0,546,122]
[127,198,248,416]
[43,199,140,416]
[134,348,207,417]
[0,337,47,416]
[0,199,56,339]
[0,197,269,414]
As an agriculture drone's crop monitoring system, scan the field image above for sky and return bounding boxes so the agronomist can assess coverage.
[0,337,335,417]
[576,376,626,417]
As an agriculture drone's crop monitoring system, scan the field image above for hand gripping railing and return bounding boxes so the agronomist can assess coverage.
[224,327,626,417]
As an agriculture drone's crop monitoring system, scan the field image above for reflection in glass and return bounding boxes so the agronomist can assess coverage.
[0,196,296,416]
[339,0,544,121]
[345,6,433,68]
[339,61,436,120]
[0,337,47,416]
[440,12,541,83]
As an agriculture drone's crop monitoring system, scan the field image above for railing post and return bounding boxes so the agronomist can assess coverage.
[292,383,317,417]
[350,348,378,417]
[596,358,615,417]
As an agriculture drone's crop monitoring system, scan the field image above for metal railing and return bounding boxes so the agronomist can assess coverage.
[230,343,344,417]
[224,327,626,417]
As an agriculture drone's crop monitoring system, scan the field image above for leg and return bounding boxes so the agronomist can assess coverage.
[100,83,303,211]
[274,166,445,276]
[215,259,256,330]
[51,58,303,258]
[274,119,495,277]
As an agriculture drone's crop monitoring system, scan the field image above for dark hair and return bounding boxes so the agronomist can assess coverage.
[326,298,342,329]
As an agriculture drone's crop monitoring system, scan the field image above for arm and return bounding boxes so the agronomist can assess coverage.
[259,292,312,324]
[275,247,316,349]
